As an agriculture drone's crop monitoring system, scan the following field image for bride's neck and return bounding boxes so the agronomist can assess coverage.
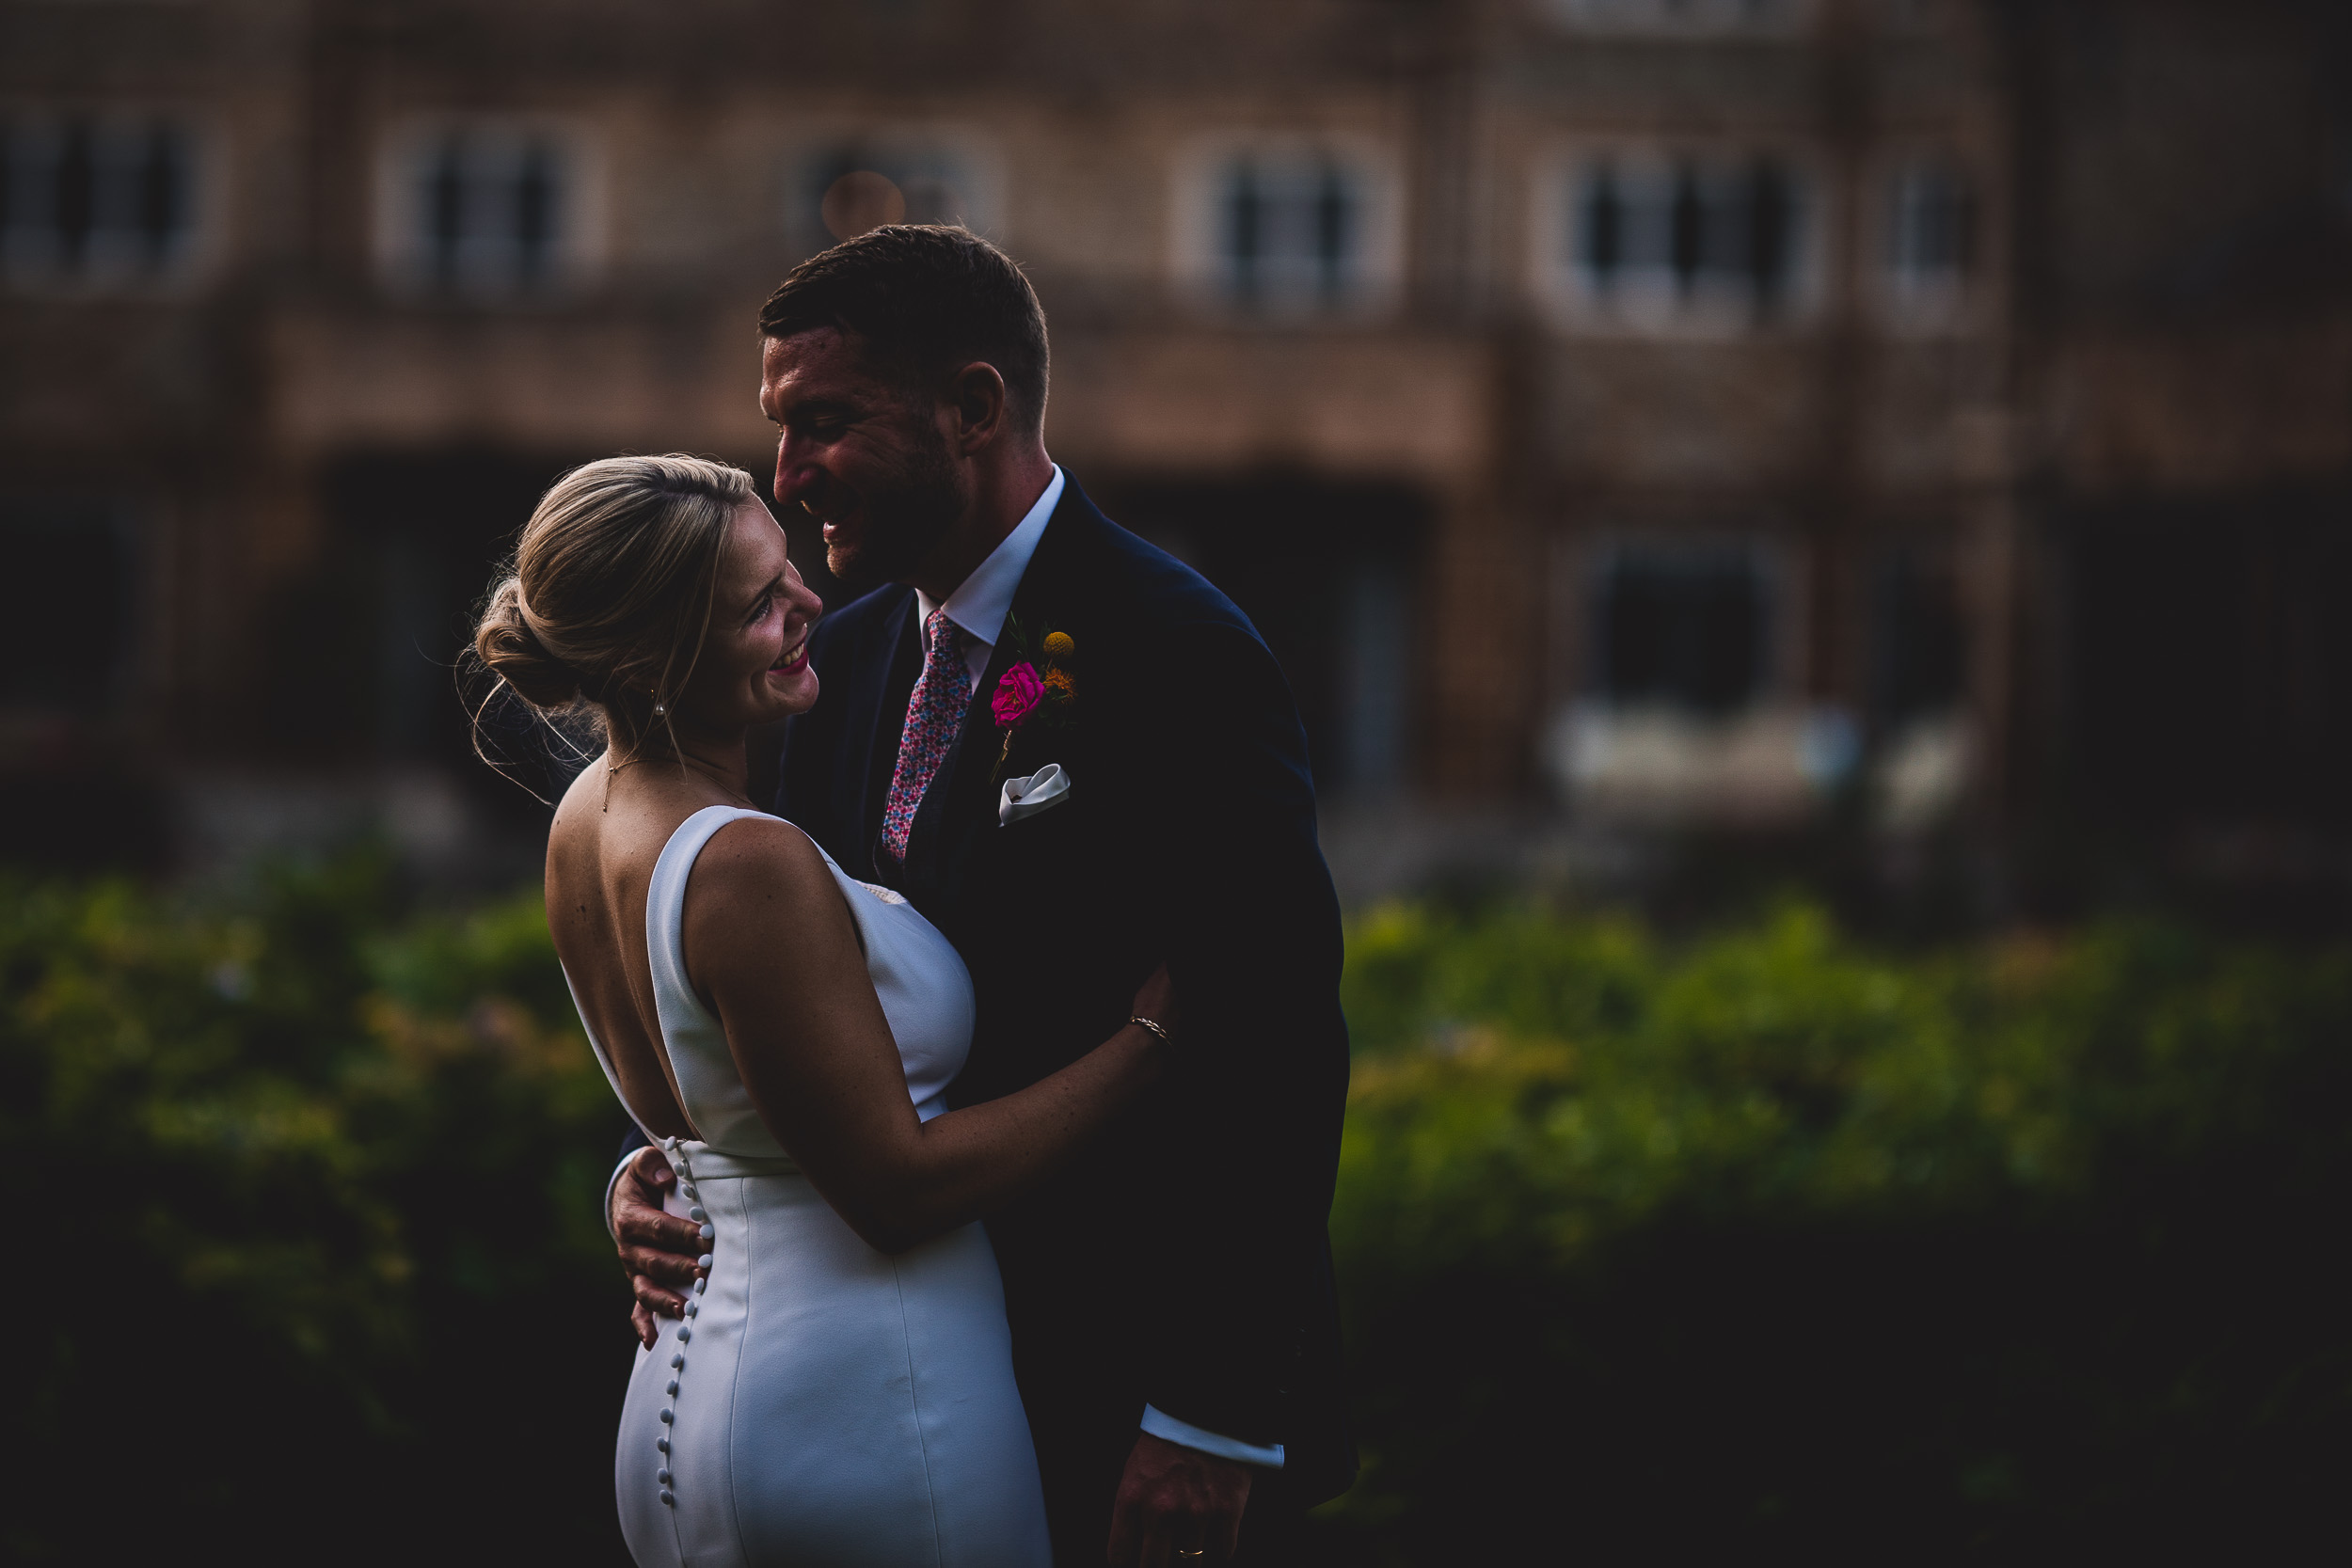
[614,726,755,803]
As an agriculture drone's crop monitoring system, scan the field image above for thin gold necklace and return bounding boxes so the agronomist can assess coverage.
[601,749,659,812]
[602,749,751,811]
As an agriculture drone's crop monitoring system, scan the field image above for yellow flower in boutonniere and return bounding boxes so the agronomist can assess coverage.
[1041,631,1074,658]
[1043,667,1075,702]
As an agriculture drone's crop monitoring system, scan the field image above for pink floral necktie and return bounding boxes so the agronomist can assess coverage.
[880,608,973,863]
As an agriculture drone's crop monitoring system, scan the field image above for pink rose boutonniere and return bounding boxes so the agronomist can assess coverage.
[992,661,1044,727]
[991,620,1077,780]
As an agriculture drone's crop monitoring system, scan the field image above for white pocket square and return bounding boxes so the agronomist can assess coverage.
[999,764,1073,826]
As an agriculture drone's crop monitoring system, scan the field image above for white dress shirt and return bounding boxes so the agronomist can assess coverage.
[914,464,1064,691]
[613,461,1283,1470]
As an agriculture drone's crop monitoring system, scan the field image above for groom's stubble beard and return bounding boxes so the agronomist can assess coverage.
[822,416,967,590]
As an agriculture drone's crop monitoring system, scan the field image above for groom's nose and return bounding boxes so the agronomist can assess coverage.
[774,446,825,512]
[776,451,823,512]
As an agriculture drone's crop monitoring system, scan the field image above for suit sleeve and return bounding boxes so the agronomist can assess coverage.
[1130,619,1351,1449]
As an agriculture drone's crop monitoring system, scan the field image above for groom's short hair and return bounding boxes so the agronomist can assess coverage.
[757,226,1050,434]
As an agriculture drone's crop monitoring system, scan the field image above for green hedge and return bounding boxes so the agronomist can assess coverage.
[1327,902,2352,1559]
[6,869,2349,1561]
[0,857,630,1565]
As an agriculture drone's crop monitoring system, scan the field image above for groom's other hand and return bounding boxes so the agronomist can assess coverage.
[1107,1433,1251,1566]
[612,1146,706,1347]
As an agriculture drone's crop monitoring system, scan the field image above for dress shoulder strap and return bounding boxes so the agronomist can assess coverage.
[641,805,804,1155]
[646,804,778,1023]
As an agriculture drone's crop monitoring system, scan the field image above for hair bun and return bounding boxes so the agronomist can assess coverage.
[474,577,584,709]
[464,454,757,797]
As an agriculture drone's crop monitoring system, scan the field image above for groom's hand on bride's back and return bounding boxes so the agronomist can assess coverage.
[612,1146,708,1349]
[1107,1433,1251,1566]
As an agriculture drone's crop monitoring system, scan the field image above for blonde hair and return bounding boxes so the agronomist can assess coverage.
[469,453,760,770]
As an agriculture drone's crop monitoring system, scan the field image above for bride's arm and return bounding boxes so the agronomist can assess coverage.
[683,817,1169,1255]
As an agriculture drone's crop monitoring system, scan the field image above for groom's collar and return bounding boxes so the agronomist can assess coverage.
[914,464,1064,650]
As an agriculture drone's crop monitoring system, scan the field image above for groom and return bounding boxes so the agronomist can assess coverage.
[610,226,1354,1562]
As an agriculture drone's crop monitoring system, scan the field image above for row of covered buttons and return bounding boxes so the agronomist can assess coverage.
[654,1138,717,1510]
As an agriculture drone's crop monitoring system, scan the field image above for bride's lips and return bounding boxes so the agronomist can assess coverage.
[771,631,810,675]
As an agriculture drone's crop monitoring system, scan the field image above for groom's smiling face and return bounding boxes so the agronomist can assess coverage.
[759,327,969,589]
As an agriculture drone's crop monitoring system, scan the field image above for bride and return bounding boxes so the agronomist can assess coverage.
[471,453,1172,1567]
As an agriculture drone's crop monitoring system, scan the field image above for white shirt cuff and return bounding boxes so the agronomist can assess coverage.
[1139,1405,1285,1469]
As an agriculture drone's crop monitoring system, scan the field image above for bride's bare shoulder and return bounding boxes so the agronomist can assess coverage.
[546,762,612,854]
[684,815,837,919]
[679,816,854,992]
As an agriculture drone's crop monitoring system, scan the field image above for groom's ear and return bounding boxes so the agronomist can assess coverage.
[944,360,1010,455]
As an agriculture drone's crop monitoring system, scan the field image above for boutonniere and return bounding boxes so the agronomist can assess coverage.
[990,617,1077,781]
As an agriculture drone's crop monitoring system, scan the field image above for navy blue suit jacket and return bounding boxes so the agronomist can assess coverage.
[776,475,1355,1508]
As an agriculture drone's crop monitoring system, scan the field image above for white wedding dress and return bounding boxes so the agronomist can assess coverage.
[565,805,1053,1568]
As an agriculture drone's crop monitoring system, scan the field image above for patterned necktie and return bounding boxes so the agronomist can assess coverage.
[879,608,973,863]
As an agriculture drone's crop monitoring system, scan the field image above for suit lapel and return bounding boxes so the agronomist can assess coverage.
[899,485,1102,909]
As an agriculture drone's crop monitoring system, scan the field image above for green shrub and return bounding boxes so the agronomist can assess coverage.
[0,855,632,1565]
[1327,902,2352,1560]
[8,867,2348,1563]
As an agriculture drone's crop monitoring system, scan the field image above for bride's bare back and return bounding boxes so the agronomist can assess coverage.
[542,757,848,1145]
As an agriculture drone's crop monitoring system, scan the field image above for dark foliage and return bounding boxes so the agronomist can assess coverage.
[0,856,634,1566]
[6,870,2348,1562]
[1322,904,2352,1561]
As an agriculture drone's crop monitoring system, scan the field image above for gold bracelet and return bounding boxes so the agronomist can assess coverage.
[1127,1015,1173,1046]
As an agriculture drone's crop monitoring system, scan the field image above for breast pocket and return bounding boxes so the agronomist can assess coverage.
[997,761,1076,829]
[984,776,1097,917]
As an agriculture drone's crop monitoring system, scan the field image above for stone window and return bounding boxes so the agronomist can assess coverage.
[1549,151,1814,331]
[1173,136,1400,317]
[0,111,198,290]
[1548,541,1860,824]
[421,130,561,293]
[1215,153,1368,311]
[1597,547,1769,715]
[379,120,594,298]
[1883,158,1975,310]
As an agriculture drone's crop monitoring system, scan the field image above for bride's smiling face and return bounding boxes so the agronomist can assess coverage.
[675,499,823,732]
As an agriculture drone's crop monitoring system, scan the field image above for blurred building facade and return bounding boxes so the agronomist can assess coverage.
[4,0,2348,904]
